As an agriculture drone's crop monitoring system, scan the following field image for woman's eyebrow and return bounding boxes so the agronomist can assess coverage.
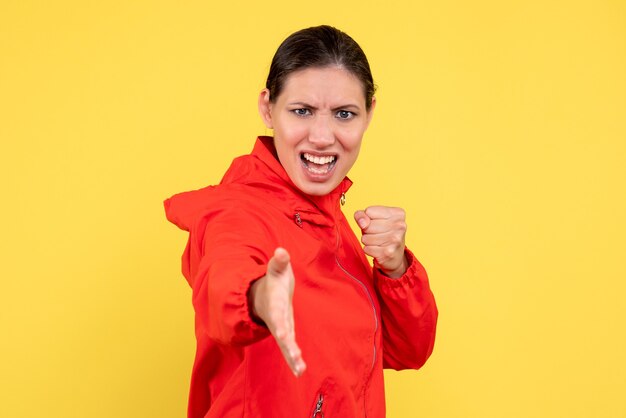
[287,101,317,109]
[333,104,361,111]
[287,102,362,111]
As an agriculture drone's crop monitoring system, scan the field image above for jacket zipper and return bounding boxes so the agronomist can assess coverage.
[312,394,324,417]
[334,225,379,372]
[333,190,377,417]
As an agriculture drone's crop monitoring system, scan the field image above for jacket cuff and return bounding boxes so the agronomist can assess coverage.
[374,248,428,291]
[212,262,271,346]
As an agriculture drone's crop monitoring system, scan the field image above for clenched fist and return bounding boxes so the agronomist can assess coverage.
[354,206,409,278]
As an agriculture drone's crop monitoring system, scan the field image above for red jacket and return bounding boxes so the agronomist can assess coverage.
[164,137,438,417]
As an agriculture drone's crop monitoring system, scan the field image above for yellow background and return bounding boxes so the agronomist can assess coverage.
[1,1,625,417]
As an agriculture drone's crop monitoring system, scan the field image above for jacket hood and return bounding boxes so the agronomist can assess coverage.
[164,136,353,232]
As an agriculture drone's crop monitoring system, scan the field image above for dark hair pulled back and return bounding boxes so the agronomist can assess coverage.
[266,25,376,110]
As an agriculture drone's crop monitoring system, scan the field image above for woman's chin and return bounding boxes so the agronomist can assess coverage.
[294,177,341,196]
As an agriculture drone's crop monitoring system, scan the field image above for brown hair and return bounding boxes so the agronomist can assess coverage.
[265,25,376,110]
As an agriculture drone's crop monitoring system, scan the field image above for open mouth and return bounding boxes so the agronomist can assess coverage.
[300,152,337,175]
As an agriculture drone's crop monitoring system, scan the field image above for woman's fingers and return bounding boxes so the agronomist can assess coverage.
[272,309,307,376]
[266,247,291,277]
[253,247,306,376]
[354,210,371,230]
[354,206,408,277]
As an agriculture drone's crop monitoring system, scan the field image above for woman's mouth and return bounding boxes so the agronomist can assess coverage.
[300,152,337,175]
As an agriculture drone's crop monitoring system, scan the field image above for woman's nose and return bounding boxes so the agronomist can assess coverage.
[308,115,335,147]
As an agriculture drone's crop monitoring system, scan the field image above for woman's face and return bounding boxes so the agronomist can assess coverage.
[259,66,375,196]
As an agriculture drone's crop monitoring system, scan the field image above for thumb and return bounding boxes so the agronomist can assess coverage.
[267,247,291,277]
[354,210,371,231]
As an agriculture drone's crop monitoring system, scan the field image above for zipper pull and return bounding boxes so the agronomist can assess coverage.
[340,192,346,206]
[312,394,324,417]
[294,213,303,228]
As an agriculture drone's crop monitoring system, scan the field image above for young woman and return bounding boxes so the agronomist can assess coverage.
[165,25,438,418]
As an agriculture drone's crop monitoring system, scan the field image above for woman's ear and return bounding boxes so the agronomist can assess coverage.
[258,88,273,129]
[365,96,377,129]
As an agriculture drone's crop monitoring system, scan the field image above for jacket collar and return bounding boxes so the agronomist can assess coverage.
[227,136,352,226]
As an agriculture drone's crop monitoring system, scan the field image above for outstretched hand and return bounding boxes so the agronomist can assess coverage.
[354,206,409,278]
[249,248,306,377]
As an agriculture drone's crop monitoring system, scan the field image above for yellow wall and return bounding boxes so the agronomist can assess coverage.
[1,1,625,417]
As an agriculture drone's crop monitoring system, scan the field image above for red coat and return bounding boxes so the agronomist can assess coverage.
[164,137,438,417]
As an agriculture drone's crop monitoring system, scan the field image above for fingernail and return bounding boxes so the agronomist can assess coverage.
[358,219,366,228]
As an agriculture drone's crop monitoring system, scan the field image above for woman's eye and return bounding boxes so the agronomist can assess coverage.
[293,108,311,116]
[336,110,354,120]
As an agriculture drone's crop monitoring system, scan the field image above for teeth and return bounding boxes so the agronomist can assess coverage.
[303,153,336,165]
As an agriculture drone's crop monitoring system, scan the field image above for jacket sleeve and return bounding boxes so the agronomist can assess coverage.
[374,248,438,370]
[191,206,276,346]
